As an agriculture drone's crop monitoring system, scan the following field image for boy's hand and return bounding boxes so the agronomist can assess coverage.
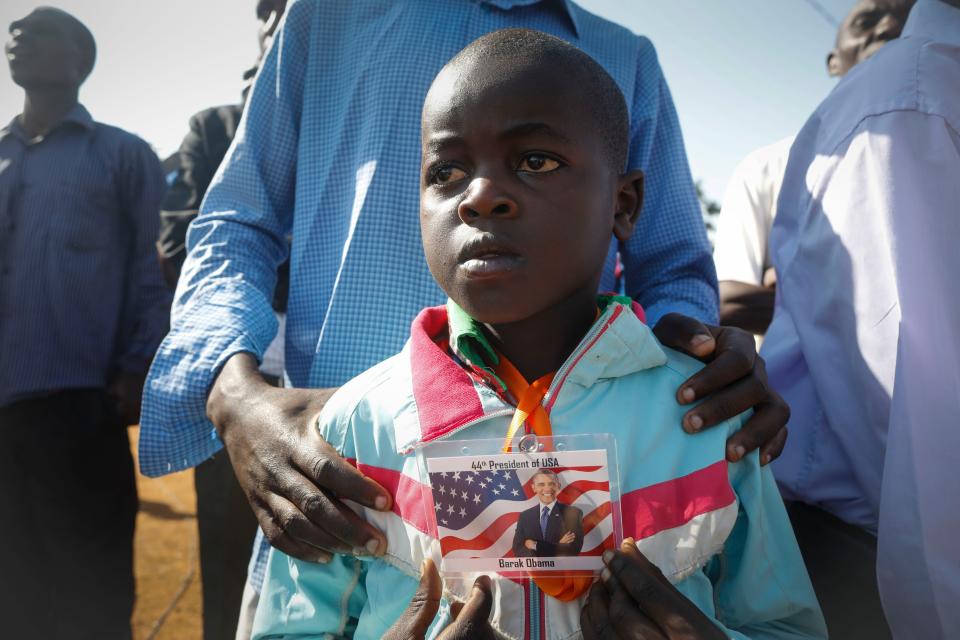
[580,539,727,640]
[652,313,789,465]
[206,352,392,563]
[385,559,496,640]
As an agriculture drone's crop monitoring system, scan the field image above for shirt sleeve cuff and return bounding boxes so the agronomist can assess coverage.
[139,283,278,476]
[644,299,719,329]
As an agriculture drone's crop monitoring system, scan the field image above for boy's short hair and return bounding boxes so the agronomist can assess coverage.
[448,28,630,172]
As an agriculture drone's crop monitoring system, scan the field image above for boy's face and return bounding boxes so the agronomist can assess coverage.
[420,63,639,326]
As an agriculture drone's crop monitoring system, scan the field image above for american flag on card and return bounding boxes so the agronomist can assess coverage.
[428,465,614,559]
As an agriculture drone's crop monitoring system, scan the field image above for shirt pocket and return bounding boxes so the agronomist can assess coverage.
[45,176,119,252]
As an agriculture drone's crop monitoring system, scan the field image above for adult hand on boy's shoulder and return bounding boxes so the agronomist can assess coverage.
[652,313,790,465]
[385,559,497,640]
[581,539,727,640]
[206,352,392,563]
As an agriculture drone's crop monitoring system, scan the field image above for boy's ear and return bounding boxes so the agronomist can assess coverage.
[613,169,644,242]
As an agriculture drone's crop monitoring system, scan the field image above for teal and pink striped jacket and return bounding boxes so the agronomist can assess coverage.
[252,301,826,640]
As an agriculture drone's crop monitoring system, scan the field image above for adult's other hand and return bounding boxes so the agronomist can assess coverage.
[384,559,496,640]
[652,313,789,465]
[206,352,392,563]
[580,539,727,640]
[107,369,147,427]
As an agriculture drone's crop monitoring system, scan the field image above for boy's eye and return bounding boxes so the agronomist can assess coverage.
[518,154,561,173]
[430,165,467,185]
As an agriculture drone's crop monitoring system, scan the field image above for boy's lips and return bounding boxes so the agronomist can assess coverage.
[457,236,522,278]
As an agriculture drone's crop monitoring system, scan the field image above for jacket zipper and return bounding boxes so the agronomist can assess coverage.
[430,407,515,443]
[423,305,622,449]
[542,304,622,411]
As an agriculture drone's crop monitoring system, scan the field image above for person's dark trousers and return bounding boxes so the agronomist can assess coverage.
[787,502,892,640]
[195,449,259,640]
[0,389,138,640]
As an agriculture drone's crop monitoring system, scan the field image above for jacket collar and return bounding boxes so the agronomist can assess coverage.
[404,299,664,449]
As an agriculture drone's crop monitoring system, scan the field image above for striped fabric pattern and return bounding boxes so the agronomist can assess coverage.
[256,303,752,640]
[139,0,717,479]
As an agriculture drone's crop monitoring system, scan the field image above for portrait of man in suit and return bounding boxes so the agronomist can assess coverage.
[512,470,584,558]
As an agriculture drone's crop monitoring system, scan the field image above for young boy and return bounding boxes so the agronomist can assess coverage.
[251,29,826,640]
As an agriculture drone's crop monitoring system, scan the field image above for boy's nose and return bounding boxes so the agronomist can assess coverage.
[458,177,518,222]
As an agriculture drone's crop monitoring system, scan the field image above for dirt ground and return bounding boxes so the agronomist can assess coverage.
[129,427,203,640]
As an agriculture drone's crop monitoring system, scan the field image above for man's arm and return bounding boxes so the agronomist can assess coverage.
[140,1,392,561]
[618,37,717,326]
[718,280,775,335]
[797,111,960,638]
[107,137,170,426]
[714,150,779,334]
[880,115,960,639]
[140,3,308,475]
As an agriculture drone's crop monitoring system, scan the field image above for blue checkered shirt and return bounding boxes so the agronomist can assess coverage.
[138,0,717,587]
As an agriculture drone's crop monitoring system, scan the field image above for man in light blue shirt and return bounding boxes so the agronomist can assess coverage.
[765,0,960,636]
[141,1,792,625]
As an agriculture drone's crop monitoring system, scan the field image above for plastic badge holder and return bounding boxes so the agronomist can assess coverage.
[417,433,622,579]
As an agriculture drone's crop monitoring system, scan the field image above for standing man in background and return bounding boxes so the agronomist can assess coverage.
[157,2,288,638]
[765,0,960,636]
[713,0,915,339]
[0,7,167,638]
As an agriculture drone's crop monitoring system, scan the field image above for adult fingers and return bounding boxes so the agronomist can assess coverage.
[296,432,392,512]
[758,425,789,466]
[456,575,494,625]
[724,394,790,463]
[441,575,496,640]
[674,326,757,408]
[383,559,442,640]
[680,374,767,435]
[279,479,387,555]
[652,313,717,360]
[253,492,359,558]
[248,494,333,563]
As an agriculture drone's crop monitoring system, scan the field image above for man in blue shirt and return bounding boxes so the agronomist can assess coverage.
[0,8,167,639]
[158,3,289,639]
[142,0,790,622]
